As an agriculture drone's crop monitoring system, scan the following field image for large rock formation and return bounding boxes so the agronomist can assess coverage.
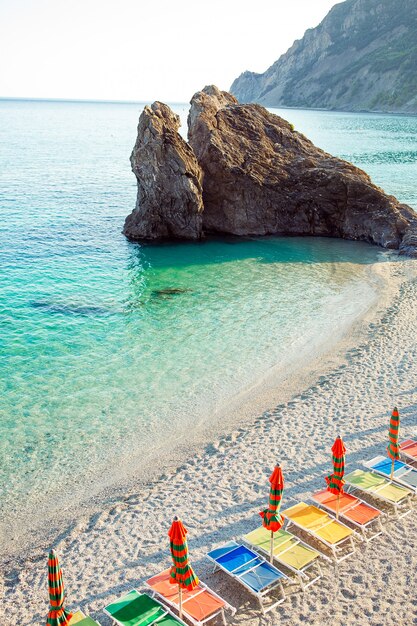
[124,86,417,256]
[187,86,417,254]
[230,0,417,114]
[123,101,203,240]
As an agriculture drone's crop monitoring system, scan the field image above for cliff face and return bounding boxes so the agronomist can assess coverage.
[124,86,417,256]
[230,0,417,114]
[123,102,203,241]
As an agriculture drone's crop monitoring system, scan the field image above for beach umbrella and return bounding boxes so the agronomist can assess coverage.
[325,436,346,519]
[46,549,73,626]
[259,463,284,563]
[387,406,400,479]
[168,517,199,619]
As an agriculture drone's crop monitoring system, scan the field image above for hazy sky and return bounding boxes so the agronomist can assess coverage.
[0,0,340,102]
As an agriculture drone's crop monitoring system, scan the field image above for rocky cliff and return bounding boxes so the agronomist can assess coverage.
[124,86,417,256]
[230,0,417,114]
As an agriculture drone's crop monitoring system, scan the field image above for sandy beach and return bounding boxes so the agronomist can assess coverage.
[1,256,416,626]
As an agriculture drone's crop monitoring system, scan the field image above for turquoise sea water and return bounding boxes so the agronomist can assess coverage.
[0,100,416,546]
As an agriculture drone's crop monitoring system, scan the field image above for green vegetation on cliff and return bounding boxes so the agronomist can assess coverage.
[231,0,417,114]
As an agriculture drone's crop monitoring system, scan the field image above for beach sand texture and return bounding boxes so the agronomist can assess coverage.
[1,261,416,626]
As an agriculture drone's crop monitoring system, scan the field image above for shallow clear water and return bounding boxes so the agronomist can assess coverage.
[0,100,415,540]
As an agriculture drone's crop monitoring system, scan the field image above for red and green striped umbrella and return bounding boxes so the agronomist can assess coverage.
[325,436,346,495]
[259,464,284,562]
[168,517,199,618]
[387,407,400,479]
[387,407,400,461]
[259,464,284,532]
[46,549,72,626]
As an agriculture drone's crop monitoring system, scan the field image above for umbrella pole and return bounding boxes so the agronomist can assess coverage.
[336,494,340,520]
[270,530,274,563]
[179,585,183,619]
[390,458,395,480]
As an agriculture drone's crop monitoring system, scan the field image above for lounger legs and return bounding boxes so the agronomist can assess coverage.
[259,581,286,615]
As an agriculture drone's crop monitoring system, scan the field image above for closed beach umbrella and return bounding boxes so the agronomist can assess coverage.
[325,435,346,519]
[387,406,400,479]
[168,517,199,619]
[46,549,73,626]
[259,463,284,563]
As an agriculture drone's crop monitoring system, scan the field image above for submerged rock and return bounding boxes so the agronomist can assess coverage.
[188,86,417,255]
[151,288,191,297]
[124,102,204,241]
[30,301,117,316]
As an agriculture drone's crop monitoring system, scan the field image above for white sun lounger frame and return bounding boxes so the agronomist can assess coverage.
[309,493,385,542]
[146,577,236,626]
[364,456,417,495]
[242,530,329,591]
[207,542,289,615]
[284,507,359,563]
[344,473,412,519]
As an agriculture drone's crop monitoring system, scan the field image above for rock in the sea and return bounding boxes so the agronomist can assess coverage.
[124,101,204,240]
[187,86,417,254]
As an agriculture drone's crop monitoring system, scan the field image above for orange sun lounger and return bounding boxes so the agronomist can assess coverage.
[146,569,236,626]
[311,489,384,541]
[400,439,417,465]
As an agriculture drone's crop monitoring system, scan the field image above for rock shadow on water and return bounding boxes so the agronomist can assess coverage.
[127,235,392,272]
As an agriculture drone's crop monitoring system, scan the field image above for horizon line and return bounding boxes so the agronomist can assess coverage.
[0,96,190,105]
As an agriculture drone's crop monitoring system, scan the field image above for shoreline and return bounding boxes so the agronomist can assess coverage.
[1,256,416,626]
[0,251,393,561]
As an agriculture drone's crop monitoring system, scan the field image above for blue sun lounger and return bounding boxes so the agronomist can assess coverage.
[364,456,417,494]
[206,541,288,614]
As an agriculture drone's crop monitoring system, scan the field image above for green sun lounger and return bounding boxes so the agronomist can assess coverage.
[103,590,187,626]
[243,526,326,590]
[344,469,412,518]
[69,609,101,626]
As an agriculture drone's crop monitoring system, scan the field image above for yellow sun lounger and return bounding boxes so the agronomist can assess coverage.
[243,526,327,590]
[282,502,357,563]
[69,610,101,626]
[344,469,412,519]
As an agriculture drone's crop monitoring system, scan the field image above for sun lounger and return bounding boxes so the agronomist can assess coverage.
[104,590,187,626]
[344,469,412,518]
[69,610,101,626]
[400,439,417,465]
[282,502,357,563]
[206,540,288,614]
[311,489,384,542]
[146,568,236,626]
[243,526,326,590]
[364,456,417,494]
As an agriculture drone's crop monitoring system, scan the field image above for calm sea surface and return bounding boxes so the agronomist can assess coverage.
[0,100,416,543]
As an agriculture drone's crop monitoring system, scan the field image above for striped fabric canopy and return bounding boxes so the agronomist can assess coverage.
[387,407,400,460]
[259,464,284,532]
[168,517,199,591]
[325,436,346,495]
[46,549,73,626]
